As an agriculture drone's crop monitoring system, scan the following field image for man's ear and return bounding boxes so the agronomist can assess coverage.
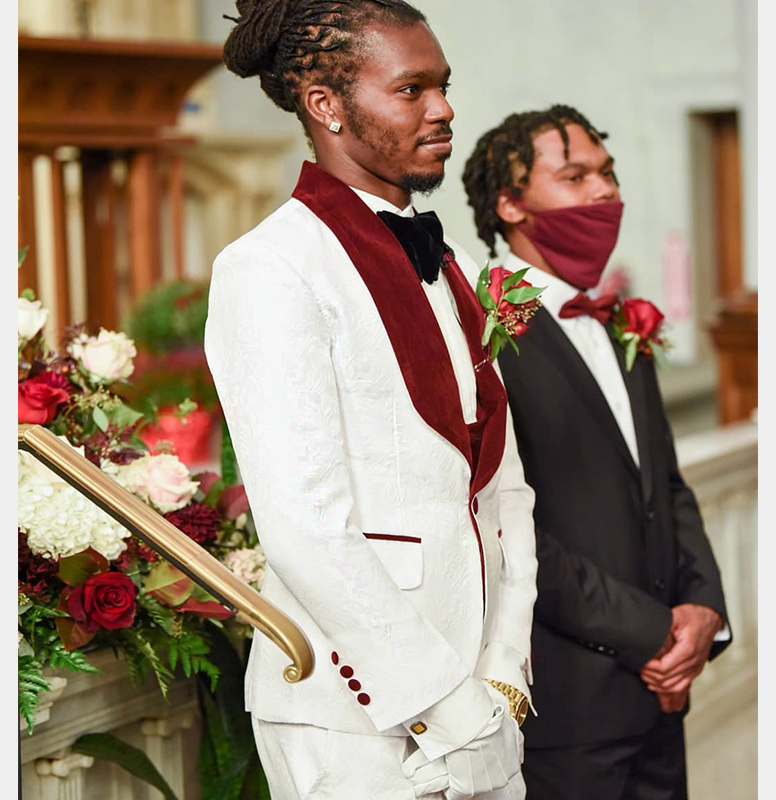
[302,84,343,132]
[495,189,527,225]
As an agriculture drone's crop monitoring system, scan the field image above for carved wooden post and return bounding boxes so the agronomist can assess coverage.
[18,35,223,332]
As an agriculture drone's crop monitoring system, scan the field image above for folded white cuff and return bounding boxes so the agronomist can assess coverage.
[402,676,494,761]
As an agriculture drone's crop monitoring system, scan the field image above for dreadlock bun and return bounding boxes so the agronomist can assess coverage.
[223,0,297,111]
[222,0,426,116]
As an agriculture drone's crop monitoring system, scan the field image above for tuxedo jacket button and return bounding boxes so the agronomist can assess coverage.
[654,578,666,591]
[645,507,655,522]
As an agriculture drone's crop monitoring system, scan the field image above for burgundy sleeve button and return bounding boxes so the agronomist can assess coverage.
[340,665,354,679]
[348,679,361,692]
[331,652,339,665]
[357,693,371,706]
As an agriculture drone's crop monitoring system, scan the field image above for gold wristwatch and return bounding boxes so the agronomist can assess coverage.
[484,679,529,727]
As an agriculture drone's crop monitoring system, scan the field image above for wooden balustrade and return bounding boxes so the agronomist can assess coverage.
[18,35,223,338]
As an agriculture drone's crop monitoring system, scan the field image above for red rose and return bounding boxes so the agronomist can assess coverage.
[487,267,532,316]
[18,372,70,424]
[63,572,138,631]
[621,299,664,342]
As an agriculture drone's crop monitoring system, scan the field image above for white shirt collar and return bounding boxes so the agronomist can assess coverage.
[351,187,415,218]
[503,251,580,319]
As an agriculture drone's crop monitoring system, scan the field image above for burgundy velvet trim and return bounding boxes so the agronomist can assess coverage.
[292,161,472,470]
[363,533,422,544]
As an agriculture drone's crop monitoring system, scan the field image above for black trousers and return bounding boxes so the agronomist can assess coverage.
[523,713,688,800]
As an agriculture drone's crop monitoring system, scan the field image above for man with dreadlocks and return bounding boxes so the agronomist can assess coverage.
[204,2,537,798]
[462,105,731,799]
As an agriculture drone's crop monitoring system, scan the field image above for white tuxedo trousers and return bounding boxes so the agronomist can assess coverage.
[251,716,527,800]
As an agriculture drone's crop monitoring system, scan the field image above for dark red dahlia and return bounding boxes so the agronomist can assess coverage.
[18,530,59,600]
[114,537,159,571]
[164,502,221,545]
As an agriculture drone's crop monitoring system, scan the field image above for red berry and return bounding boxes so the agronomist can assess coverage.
[513,322,528,337]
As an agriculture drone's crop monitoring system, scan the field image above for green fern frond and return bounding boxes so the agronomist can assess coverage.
[18,655,50,733]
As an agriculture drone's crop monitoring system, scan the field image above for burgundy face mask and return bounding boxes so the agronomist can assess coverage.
[518,201,624,290]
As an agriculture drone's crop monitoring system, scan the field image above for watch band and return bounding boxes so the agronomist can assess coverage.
[484,678,529,727]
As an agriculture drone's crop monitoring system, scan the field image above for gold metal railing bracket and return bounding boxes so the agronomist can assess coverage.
[18,423,314,683]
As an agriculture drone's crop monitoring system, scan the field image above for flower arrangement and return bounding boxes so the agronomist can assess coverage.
[17,282,265,735]
[611,297,670,371]
[476,263,544,360]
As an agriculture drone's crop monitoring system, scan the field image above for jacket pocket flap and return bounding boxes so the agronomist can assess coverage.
[363,534,423,590]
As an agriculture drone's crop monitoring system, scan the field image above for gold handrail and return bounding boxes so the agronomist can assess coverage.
[18,423,314,683]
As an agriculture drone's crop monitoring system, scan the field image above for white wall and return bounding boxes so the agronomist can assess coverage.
[198,0,755,362]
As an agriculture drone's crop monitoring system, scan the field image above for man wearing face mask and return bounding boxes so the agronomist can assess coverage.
[462,105,731,800]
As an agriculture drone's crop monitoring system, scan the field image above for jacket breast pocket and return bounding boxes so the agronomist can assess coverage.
[363,534,423,589]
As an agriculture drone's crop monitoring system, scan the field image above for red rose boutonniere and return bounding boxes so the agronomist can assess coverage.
[476,264,545,360]
[612,298,670,371]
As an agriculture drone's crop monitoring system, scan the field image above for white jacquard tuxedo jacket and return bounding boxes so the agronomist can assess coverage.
[204,162,537,741]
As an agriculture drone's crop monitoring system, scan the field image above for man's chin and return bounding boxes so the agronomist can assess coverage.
[400,170,446,197]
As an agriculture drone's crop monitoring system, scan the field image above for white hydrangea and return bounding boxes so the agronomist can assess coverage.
[18,447,131,562]
[222,547,267,590]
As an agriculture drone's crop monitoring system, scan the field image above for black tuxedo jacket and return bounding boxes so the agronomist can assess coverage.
[498,307,730,748]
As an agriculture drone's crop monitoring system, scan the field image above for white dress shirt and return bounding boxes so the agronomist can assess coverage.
[503,252,640,467]
[353,188,478,424]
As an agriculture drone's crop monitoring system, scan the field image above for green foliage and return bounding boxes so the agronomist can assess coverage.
[137,593,178,636]
[197,630,270,800]
[476,265,497,310]
[73,733,181,800]
[117,627,175,700]
[167,632,220,692]
[124,279,209,355]
[220,420,239,487]
[18,655,51,732]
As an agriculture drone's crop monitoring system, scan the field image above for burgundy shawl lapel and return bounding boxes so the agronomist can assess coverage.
[292,161,472,471]
[442,254,508,498]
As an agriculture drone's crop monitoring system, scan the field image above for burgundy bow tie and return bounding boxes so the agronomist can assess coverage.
[558,291,619,325]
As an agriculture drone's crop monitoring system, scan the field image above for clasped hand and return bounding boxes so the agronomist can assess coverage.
[402,685,524,800]
[640,603,723,712]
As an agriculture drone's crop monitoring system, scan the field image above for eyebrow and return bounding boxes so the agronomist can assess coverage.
[555,156,615,174]
[391,67,452,84]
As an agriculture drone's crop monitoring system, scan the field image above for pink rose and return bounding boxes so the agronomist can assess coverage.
[69,329,136,383]
[120,453,199,513]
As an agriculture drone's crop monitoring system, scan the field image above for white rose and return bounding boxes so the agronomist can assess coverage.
[69,329,136,382]
[18,297,48,340]
[115,453,199,513]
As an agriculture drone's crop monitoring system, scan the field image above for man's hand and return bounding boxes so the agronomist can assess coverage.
[402,685,524,799]
[640,603,723,693]
[656,687,689,714]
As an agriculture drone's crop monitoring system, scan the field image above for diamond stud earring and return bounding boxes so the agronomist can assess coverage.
[329,121,342,133]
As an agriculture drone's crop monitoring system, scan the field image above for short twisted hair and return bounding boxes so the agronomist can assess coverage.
[222,0,426,121]
[462,104,609,257]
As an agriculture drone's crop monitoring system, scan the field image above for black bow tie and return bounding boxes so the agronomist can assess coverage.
[377,209,447,284]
